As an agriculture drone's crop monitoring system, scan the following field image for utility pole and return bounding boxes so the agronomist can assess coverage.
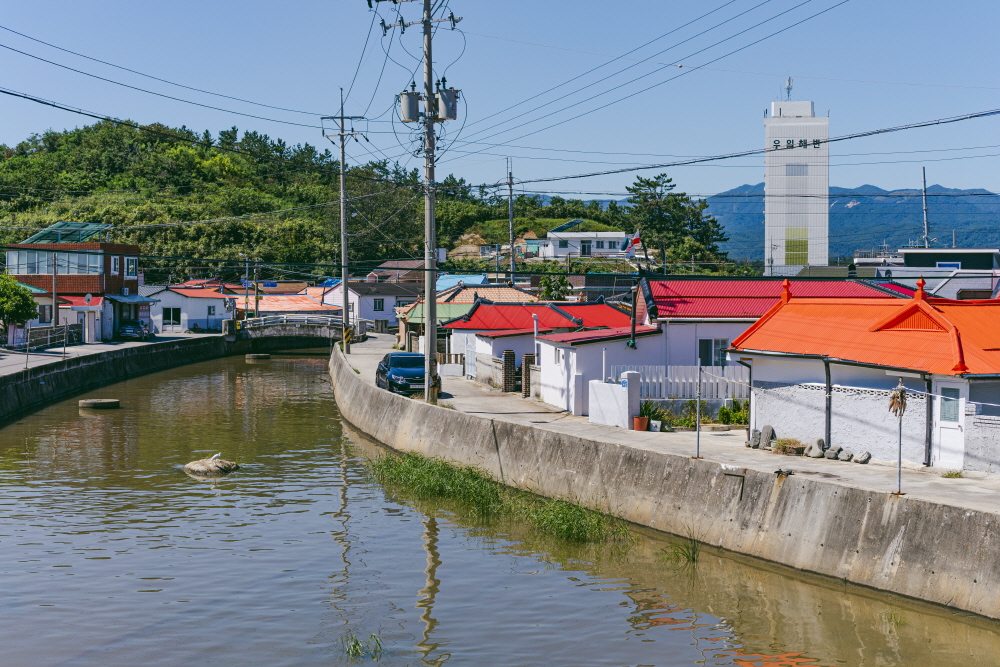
[507,158,515,279]
[253,265,260,317]
[382,0,462,403]
[322,90,366,354]
[921,166,930,248]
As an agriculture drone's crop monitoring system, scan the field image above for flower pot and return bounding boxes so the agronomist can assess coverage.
[649,420,662,432]
[633,416,649,431]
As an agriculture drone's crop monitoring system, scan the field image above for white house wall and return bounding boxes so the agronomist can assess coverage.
[664,321,753,366]
[539,335,665,414]
[149,292,229,333]
[750,357,928,464]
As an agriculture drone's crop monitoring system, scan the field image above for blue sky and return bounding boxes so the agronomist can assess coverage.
[1,1,999,199]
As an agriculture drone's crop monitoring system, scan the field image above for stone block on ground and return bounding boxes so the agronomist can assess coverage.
[759,425,775,449]
[824,444,843,460]
[804,438,825,457]
[749,429,761,449]
[854,451,872,464]
[838,449,855,462]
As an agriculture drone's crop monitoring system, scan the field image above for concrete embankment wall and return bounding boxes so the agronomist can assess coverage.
[0,336,231,423]
[330,347,1000,621]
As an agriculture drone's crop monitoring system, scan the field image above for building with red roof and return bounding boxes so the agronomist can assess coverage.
[443,299,633,385]
[731,279,1000,473]
[143,285,235,333]
[635,276,909,368]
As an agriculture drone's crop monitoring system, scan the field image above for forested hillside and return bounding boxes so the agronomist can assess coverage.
[0,121,730,281]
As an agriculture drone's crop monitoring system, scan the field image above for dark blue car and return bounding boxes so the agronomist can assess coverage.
[375,352,437,395]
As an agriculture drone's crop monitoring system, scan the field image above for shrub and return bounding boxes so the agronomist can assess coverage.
[717,399,749,425]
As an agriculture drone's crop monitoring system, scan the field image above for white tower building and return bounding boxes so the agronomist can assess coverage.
[764,99,829,275]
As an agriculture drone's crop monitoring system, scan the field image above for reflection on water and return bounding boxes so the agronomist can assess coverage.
[0,353,997,666]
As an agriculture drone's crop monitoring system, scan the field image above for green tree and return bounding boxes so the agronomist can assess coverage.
[625,173,728,265]
[538,274,571,300]
[0,274,38,335]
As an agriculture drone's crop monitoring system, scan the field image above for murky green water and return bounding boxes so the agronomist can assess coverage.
[1,354,998,666]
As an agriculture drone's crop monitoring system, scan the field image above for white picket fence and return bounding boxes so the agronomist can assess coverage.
[610,364,749,400]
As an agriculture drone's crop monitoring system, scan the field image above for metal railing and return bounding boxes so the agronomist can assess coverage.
[235,314,372,336]
[9,324,83,352]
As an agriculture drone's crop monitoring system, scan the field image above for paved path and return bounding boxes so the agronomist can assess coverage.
[345,334,1000,515]
[0,334,213,377]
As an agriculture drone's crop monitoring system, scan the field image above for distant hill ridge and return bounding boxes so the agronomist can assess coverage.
[705,183,1000,260]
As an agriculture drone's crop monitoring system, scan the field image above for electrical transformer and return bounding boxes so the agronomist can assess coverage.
[399,91,420,123]
[436,88,459,121]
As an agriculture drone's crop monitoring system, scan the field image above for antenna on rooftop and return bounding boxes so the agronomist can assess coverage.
[785,77,793,101]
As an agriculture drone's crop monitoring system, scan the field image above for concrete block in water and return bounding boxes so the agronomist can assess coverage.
[79,399,120,409]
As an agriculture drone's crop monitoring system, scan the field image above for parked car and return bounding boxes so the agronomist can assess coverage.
[375,352,440,395]
[117,319,151,341]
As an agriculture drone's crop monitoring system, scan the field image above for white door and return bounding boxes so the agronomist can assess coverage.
[465,334,476,378]
[933,382,966,470]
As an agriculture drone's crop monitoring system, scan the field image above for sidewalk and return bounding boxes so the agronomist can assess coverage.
[345,334,1000,515]
[0,334,212,378]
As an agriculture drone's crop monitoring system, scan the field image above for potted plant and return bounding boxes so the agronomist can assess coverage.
[635,401,659,431]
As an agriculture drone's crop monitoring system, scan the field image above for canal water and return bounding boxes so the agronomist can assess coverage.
[1,354,998,666]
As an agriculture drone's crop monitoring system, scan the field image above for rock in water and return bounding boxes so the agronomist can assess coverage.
[183,457,239,476]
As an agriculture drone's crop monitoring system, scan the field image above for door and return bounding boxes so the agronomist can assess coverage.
[465,334,476,379]
[933,382,966,469]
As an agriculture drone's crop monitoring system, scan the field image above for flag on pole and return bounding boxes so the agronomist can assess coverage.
[624,236,642,259]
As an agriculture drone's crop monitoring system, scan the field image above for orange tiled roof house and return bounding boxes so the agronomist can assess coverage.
[730,279,1000,472]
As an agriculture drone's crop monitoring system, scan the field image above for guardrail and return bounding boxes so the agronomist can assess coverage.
[8,323,83,352]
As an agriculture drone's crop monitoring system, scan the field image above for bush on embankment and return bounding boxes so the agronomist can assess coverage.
[368,451,633,544]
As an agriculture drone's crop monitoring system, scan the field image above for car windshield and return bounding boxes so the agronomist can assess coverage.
[121,320,142,326]
[389,356,424,369]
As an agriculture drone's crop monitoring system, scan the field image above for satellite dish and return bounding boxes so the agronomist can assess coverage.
[84,293,93,305]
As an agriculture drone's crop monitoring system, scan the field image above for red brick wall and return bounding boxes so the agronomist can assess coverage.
[7,242,140,295]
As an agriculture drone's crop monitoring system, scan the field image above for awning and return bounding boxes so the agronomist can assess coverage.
[104,294,160,304]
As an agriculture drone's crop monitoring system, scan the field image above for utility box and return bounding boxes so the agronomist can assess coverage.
[436,88,459,121]
[399,91,420,122]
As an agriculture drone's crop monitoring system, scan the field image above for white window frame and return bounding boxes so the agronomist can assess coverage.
[125,257,138,277]
[373,298,385,312]
[111,256,120,275]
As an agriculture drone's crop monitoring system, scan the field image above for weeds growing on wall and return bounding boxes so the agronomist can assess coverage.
[368,451,633,544]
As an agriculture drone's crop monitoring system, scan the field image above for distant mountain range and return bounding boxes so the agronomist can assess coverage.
[705,183,1000,260]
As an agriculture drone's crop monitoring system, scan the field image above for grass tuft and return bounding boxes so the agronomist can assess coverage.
[941,469,963,478]
[368,451,632,544]
[342,633,383,661]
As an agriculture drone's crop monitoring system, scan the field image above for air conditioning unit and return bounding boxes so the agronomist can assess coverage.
[121,287,130,296]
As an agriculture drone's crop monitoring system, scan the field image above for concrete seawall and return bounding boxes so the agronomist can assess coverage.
[330,347,1000,621]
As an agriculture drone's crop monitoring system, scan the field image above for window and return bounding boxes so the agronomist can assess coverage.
[698,338,729,367]
[936,262,961,270]
[785,163,808,176]
[163,308,181,326]
[559,240,569,249]
[373,298,385,311]
[555,348,563,363]
[581,241,592,256]
[125,257,138,277]
[37,304,52,324]
[112,256,120,275]
[595,240,604,249]
[940,387,960,422]
[207,306,216,317]
[785,227,808,265]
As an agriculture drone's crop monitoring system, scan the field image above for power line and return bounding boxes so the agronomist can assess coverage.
[0,24,339,117]
[446,0,851,162]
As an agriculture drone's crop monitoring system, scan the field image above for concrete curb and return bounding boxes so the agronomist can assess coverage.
[329,346,1000,621]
